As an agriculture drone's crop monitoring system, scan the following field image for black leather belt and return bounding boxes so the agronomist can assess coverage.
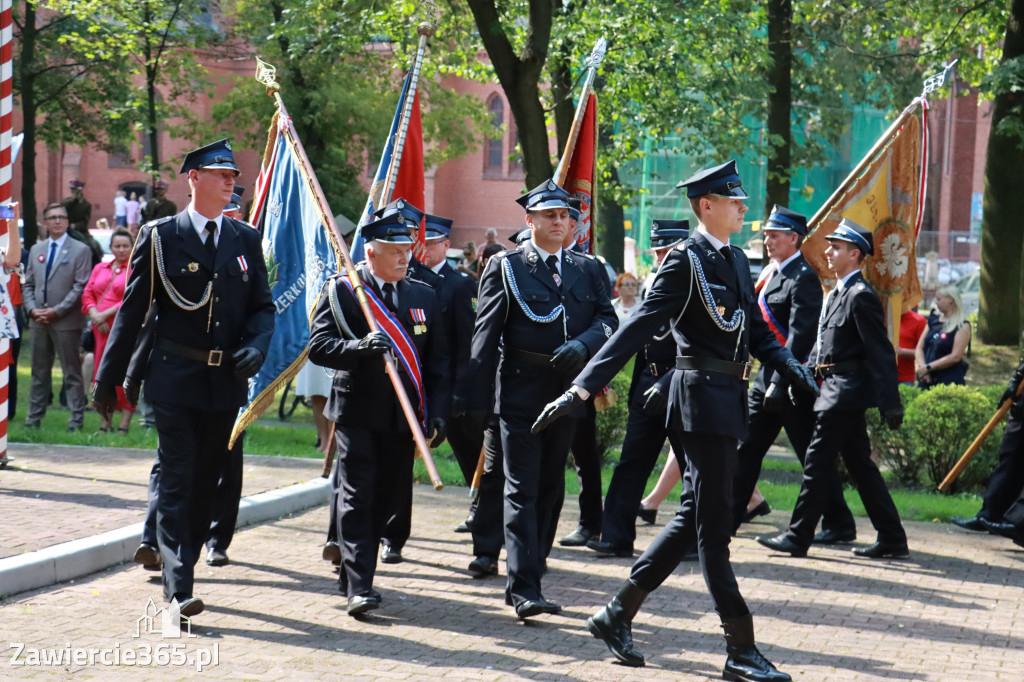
[814,361,861,378]
[675,356,752,380]
[156,338,225,367]
[504,348,554,367]
[646,362,674,377]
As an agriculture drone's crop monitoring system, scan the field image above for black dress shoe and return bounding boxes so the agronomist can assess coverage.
[586,539,633,558]
[206,548,229,567]
[853,541,909,559]
[468,555,499,577]
[174,597,205,618]
[637,506,657,525]
[454,516,474,533]
[347,593,380,616]
[133,543,162,571]
[322,542,341,565]
[515,598,561,620]
[587,581,648,667]
[742,500,772,523]
[978,516,1021,538]
[755,534,808,557]
[559,527,595,546]
[951,515,987,532]
[812,528,857,545]
[379,544,403,564]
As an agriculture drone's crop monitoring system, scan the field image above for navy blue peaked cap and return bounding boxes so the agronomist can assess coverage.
[675,160,747,199]
[515,179,573,211]
[764,205,808,236]
[650,219,689,249]
[180,138,239,175]
[826,218,873,256]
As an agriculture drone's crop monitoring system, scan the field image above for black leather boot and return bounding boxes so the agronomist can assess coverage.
[586,580,648,667]
[721,613,791,682]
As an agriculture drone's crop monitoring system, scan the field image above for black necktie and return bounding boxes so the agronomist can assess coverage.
[720,245,735,268]
[545,254,562,288]
[382,282,397,313]
[205,220,217,260]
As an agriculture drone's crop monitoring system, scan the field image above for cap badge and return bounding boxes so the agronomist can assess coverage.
[224,140,232,151]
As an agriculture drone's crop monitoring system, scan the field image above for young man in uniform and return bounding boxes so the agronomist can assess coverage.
[756,219,907,560]
[308,207,448,615]
[730,205,856,542]
[534,161,817,681]
[468,179,617,619]
[94,139,274,619]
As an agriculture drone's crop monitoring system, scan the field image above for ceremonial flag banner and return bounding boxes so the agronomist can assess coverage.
[230,114,341,444]
[802,100,929,347]
[0,0,14,460]
[559,93,598,253]
[351,71,425,263]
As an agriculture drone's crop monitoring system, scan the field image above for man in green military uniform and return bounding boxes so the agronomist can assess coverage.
[141,181,178,224]
[61,178,103,265]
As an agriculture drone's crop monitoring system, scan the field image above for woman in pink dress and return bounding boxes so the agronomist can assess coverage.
[82,228,134,432]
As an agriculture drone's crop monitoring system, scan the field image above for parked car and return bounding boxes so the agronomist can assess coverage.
[91,228,115,263]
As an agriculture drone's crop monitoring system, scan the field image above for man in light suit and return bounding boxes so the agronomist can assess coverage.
[23,202,93,431]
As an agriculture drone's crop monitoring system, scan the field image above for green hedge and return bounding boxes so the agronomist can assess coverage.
[867,383,1004,494]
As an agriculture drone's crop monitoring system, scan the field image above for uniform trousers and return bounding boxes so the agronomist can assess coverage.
[27,324,87,428]
[629,430,748,619]
[501,412,576,607]
[151,403,235,601]
[569,400,603,534]
[731,387,855,534]
[333,423,414,598]
[599,402,669,550]
[142,436,245,553]
[979,412,1024,522]
[447,413,486,485]
[785,410,906,548]
[471,419,505,559]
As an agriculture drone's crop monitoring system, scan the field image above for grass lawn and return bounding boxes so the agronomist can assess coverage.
[8,332,1006,524]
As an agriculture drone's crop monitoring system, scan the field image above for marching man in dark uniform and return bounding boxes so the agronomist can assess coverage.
[757,219,907,560]
[61,178,91,234]
[94,139,275,619]
[141,181,178,224]
[308,205,449,616]
[585,219,688,558]
[468,179,617,620]
[730,206,856,541]
[534,161,819,681]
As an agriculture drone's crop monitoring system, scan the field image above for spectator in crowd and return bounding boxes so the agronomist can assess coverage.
[476,228,498,262]
[612,272,640,323]
[23,202,93,432]
[915,285,971,388]
[114,190,128,227]
[82,228,134,433]
[897,308,927,386]
[458,241,481,279]
[480,242,504,270]
[126,192,141,234]
[0,203,21,463]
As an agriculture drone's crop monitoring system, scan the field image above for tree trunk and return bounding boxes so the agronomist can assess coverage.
[19,1,39,247]
[144,2,159,188]
[764,0,792,223]
[551,56,573,158]
[978,0,1024,345]
[597,124,623,271]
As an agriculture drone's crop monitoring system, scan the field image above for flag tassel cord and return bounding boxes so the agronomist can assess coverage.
[254,58,444,491]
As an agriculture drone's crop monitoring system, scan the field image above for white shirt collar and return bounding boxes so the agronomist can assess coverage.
[696,226,728,252]
[835,269,859,291]
[47,233,69,251]
[774,251,801,272]
[429,261,445,274]
[187,206,223,245]
[530,239,563,274]
[370,271,399,298]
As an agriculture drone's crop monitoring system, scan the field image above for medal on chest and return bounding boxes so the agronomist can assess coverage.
[410,308,427,335]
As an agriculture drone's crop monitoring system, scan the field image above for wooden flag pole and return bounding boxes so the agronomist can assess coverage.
[554,38,606,186]
[256,59,443,490]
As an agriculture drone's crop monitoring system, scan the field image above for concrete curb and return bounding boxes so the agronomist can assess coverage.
[0,476,330,598]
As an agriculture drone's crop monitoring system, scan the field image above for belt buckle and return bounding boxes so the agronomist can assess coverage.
[208,350,223,367]
[741,364,751,381]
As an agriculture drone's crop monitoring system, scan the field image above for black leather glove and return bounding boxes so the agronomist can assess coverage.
[1001,371,1024,405]
[531,389,583,433]
[883,408,903,430]
[550,339,588,375]
[642,382,668,415]
[763,381,788,414]
[356,331,392,357]
[427,417,447,448]
[232,346,264,380]
[92,381,117,419]
[123,378,141,409]
[781,357,819,397]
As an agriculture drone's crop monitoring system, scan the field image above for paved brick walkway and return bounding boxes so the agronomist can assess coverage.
[0,444,322,558]
[3,473,1024,680]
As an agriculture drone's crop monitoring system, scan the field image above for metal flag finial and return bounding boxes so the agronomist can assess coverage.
[255,57,281,95]
[416,0,437,36]
[589,37,607,70]
[922,58,958,96]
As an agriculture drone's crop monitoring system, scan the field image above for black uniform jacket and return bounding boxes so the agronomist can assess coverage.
[433,260,477,399]
[307,264,450,433]
[469,241,617,419]
[97,211,275,410]
[754,253,822,394]
[575,232,791,439]
[811,271,900,414]
[626,328,676,408]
